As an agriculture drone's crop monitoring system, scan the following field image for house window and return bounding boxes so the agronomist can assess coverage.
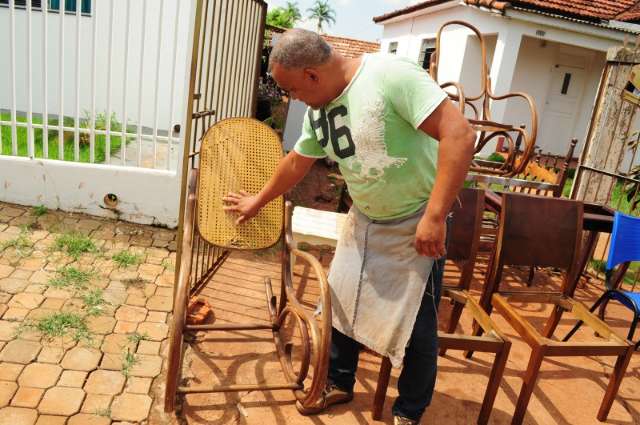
[388,42,398,55]
[0,0,41,7]
[418,38,436,70]
[0,0,91,14]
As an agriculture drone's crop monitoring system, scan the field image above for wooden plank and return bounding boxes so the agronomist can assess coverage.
[437,332,504,353]
[491,294,545,347]
[546,342,629,357]
[567,299,629,343]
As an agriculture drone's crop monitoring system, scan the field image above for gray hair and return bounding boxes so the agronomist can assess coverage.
[269,29,332,69]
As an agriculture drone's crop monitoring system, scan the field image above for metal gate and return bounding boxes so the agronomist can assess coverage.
[174,0,267,290]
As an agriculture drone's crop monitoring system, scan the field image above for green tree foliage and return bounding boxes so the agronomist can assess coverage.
[267,1,301,29]
[307,0,336,33]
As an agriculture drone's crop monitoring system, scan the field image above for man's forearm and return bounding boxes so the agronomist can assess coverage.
[424,131,475,221]
[254,151,316,208]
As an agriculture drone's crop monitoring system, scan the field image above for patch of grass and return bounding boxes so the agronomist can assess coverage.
[81,288,106,316]
[112,250,142,268]
[590,259,607,277]
[54,232,97,259]
[122,349,138,377]
[94,407,112,417]
[127,332,149,346]
[0,229,34,257]
[0,112,130,163]
[32,205,48,217]
[48,266,95,290]
[20,312,91,342]
[161,259,174,271]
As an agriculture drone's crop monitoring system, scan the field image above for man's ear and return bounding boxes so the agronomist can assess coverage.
[303,68,320,82]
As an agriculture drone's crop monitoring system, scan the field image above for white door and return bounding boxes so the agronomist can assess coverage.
[538,63,586,154]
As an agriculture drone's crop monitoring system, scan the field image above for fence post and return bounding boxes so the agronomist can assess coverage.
[573,44,640,203]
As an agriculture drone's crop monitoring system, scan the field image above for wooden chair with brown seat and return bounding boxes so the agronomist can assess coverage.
[373,188,512,425]
[470,192,633,425]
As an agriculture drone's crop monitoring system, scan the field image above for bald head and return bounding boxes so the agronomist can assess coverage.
[269,29,333,70]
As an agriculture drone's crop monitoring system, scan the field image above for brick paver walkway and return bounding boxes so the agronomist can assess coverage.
[0,202,176,425]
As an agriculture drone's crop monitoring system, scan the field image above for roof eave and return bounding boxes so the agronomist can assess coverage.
[373,0,458,24]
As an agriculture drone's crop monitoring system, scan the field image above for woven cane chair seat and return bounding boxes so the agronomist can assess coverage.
[197,118,284,249]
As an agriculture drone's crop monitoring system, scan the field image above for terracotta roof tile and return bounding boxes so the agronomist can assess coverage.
[321,34,380,58]
[373,0,640,23]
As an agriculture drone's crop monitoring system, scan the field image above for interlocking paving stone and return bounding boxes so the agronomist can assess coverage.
[80,393,112,414]
[135,322,168,341]
[110,393,152,422]
[0,340,41,364]
[38,387,85,416]
[84,370,125,395]
[57,371,87,388]
[0,381,18,408]
[67,413,111,425]
[18,363,62,388]
[114,305,147,323]
[0,406,38,425]
[11,387,45,408]
[60,348,102,372]
[0,362,24,381]
[34,415,67,425]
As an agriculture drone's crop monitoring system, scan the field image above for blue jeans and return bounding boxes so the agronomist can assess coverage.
[328,257,444,421]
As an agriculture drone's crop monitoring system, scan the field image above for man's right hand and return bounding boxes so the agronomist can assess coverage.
[222,191,263,225]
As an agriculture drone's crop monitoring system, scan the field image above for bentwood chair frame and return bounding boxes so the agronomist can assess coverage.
[431,21,538,177]
[373,188,512,425]
[471,192,633,424]
[164,118,332,413]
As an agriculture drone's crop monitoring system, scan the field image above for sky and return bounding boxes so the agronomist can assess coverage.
[264,0,418,42]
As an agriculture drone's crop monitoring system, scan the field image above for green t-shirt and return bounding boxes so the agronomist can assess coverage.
[294,53,448,220]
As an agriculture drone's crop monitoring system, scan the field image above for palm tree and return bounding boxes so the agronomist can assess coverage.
[307,0,336,34]
[284,1,301,23]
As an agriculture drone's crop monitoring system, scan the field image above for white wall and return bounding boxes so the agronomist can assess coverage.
[378,4,630,155]
[0,156,180,227]
[0,0,192,133]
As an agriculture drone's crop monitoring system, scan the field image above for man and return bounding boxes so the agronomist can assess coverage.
[223,29,475,425]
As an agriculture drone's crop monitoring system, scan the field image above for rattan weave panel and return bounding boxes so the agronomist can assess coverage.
[198,118,284,250]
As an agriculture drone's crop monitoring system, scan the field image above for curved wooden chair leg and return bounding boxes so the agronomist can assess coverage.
[164,280,188,412]
[281,247,332,414]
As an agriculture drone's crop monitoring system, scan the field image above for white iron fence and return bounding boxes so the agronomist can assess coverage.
[0,0,191,170]
[0,0,265,227]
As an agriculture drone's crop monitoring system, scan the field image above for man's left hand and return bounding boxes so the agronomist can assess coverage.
[414,214,446,258]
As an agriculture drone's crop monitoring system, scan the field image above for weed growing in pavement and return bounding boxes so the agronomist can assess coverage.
[54,232,97,259]
[112,250,142,268]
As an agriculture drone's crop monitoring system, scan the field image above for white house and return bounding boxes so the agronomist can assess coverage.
[374,0,640,156]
